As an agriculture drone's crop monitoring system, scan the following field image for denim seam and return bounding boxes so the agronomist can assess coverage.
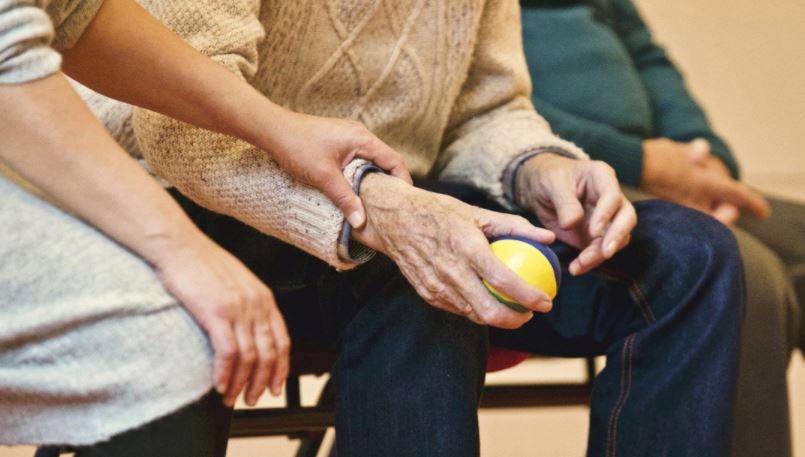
[606,333,636,457]
[595,268,657,324]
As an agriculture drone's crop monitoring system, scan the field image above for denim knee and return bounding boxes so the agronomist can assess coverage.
[628,200,744,323]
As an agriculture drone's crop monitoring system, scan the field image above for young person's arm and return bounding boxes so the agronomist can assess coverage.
[0,73,288,408]
[62,0,410,233]
[100,0,408,269]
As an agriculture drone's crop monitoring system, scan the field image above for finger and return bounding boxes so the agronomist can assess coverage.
[467,244,552,313]
[418,268,470,315]
[550,181,585,230]
[207,321,238,396]
[317,171,367,228]
[685,138,711,165]
[357,137,413,184]
[477,210,555,244]
[244,322,274,406]
[456,264,535,329]
[225,323,257,407]
[569,237,605,276]
[268,309,291,396]
[587,188,624,239]
[710,179,770,219]
[711,202,740,225]
[600,198,637,258]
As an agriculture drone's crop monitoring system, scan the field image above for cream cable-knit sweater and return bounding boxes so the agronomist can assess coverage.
[132,0,587,270]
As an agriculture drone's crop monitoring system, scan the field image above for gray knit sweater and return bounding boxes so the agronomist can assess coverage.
[0,0,214,446]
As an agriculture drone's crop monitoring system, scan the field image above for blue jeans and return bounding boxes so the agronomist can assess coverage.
[173,184,743,457]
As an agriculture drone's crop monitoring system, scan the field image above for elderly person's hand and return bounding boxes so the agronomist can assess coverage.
[352,174,555,329]
[642,138,769,225]
[515,154,637,276]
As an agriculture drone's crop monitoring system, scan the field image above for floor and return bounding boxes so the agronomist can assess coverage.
[2,355,804,457]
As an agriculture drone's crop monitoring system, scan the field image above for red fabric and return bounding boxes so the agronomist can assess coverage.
[486,347,530,373]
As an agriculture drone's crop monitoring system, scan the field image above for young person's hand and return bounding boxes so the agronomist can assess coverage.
[641,138,769,224]
[259,112,412,228]
[515,154,637,276]
[146,230,290,408]
[0,73,291,409]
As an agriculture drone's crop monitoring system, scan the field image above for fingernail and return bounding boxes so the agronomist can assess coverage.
[347,211,365,228]
[605,241,617,257]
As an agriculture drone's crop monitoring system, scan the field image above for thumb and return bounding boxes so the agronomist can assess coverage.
[686,138,711,165]
[320,172,367,228]
[711,202,740,225]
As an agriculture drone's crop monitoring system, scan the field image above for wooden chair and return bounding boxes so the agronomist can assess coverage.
[230,348,597,457]
[34,349,596,457]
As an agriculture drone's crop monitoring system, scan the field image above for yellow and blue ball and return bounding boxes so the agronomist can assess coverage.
[484,236,561,313]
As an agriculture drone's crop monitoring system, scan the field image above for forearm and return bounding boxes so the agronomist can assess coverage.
[61,0,285,154]
[0,73,199,265]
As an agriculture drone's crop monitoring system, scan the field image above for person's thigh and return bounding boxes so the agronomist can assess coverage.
[738,195,805,349]
[0,176,217,448]
[172,189,488,457]
[490,200,744,457]
[728,227,795,457]
[73,391,231,457]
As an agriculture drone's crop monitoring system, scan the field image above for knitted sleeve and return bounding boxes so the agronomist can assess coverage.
[0,0,61,84]
[610,0,739,178]
[132,0,368,270]
[433,0,587,206]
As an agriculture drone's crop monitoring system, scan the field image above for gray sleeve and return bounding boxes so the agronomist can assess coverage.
[0,0,62,84]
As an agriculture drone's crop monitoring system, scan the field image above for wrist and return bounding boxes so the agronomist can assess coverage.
[515,153,564,208]
[350,173,418,254]
[235,96,291,153]
[640,140,666,190]
[349,173,390,253]
[136,217,209,269]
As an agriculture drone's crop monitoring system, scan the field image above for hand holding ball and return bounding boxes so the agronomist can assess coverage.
[484,236,561,313]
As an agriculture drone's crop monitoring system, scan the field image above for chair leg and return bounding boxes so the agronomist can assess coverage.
[294,377,335,457]
[585,357,597,386]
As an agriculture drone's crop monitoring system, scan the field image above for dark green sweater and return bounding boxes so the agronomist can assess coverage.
[520,0,739,186]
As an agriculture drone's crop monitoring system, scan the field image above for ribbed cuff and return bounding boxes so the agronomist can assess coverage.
[503,147,581,206]
[336,163,383,265]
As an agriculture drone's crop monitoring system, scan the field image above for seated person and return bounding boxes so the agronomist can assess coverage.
[85,0,746,455]
[0,0,406,454]
[520,0,803,455]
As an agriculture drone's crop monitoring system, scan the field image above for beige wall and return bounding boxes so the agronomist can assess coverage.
[633,0,805,199]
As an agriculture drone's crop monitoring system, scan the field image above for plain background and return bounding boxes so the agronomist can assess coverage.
[2,0,804,455]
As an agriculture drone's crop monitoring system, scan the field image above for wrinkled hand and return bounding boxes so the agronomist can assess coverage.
[148,232,290,408]
[515,153,637,276]
[352,173,555,329]
[642,138,769,224]
[261,112,412,228]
